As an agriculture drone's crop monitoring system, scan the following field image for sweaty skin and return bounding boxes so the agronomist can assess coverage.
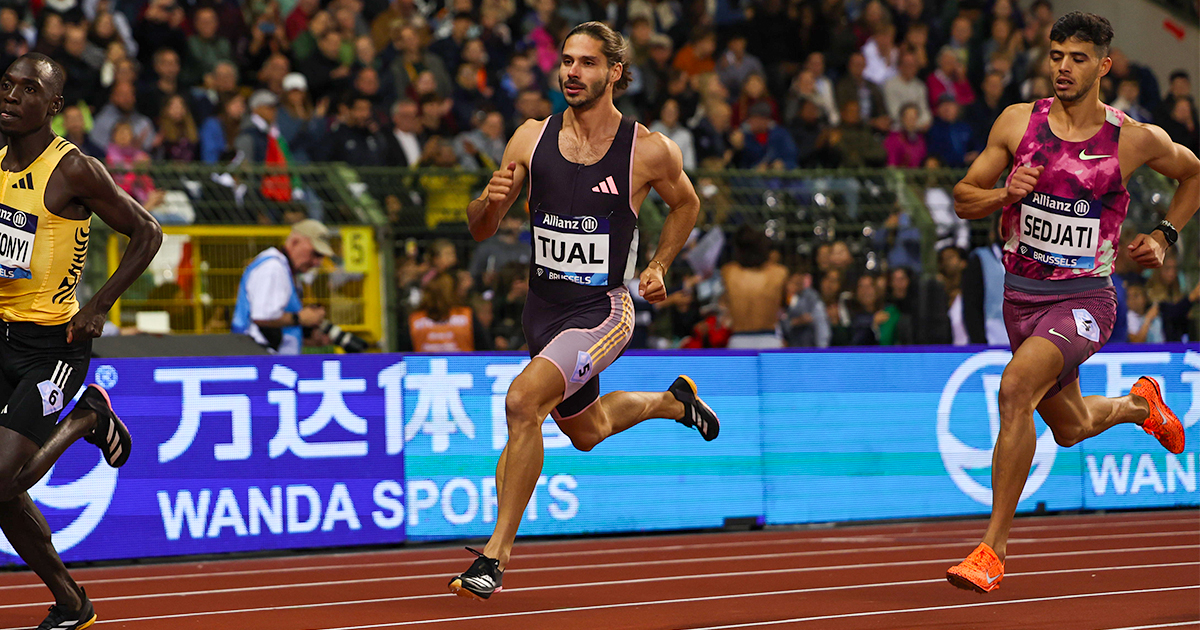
[952,36,1198,563]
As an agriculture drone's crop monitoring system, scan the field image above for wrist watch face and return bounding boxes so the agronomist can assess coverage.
[1158,223,1178,245]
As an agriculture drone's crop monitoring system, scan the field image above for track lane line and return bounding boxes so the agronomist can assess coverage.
[289,579,1200,629]
[1100,623,1200,630]
[0,558,1193,628]
[2,514,1192,590]
[1,526,1193,593]
[0,542,1192,609]
[684,586,1200,629]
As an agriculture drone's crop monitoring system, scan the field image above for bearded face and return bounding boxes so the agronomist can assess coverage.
[1049,38,1110,103]
[559,34,619,112]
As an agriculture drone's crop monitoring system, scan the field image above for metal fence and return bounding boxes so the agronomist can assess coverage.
[91,163,1193,348]
[106,163,387,226]
[105,225,386,347]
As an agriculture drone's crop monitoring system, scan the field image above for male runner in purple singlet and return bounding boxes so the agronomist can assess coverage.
[945,12,1198,593]
[447,22,719,600]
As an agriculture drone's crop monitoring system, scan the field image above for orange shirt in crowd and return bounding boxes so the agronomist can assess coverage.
[673,45,715,76]
[409,306,475,352]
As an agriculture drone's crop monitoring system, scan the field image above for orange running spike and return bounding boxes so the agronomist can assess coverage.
[947,543,1005,593]
[1132,376,1185,455]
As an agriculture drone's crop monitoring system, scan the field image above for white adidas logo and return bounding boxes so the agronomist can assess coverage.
[591,176,619,195]
[465,575,496,590]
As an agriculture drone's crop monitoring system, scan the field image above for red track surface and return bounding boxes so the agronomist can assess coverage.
[0,510,1196,629]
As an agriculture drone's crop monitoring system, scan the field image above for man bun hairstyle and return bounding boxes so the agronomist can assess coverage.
[1049,11,1114,57]
[564,21,632,91]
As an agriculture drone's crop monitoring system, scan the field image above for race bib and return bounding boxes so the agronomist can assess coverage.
[37,379,64,417]
[1073,308,1100,343]
[0,204,37,280]
[532,211,610,286]
[570,350,593,384]
[1016,192,1100,269]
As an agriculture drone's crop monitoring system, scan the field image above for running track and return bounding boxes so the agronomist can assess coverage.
[0,510,1196,629]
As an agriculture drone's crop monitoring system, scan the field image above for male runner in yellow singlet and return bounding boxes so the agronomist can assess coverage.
[0,53,162,629]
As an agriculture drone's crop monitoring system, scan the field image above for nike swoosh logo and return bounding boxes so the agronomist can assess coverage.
[986,571,1001,584]
[1079,150,1112,160]
[1048,328,1071,343]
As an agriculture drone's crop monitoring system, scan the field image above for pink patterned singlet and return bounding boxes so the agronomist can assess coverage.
[1000,98,1129,281]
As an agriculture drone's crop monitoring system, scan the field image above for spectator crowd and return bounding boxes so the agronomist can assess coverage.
[10,0,1197,177]
[399,219,1196,353]
[0,0,1193,350]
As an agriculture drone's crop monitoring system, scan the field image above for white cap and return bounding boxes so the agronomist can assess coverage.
[290,219,334,257]
[248,89,279,110]
[282,72,308,92]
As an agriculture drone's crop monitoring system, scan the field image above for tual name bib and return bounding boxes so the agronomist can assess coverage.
[0,204,37,280]
[1016,192,1100,269]
[532,211,609,286]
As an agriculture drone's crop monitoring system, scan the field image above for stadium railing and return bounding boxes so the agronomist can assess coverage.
[105,224,386,348]
[94,163,1192,350]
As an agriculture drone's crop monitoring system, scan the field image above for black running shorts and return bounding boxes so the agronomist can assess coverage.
[0,320,91,447]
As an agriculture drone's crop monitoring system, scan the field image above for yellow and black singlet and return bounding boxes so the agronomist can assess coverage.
[0,138,89,325]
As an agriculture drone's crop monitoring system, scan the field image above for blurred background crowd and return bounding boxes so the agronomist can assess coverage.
[2,0,1196,350]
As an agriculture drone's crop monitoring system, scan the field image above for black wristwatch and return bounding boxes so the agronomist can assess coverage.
[290,312,301,326]
[1153,220,1178,247]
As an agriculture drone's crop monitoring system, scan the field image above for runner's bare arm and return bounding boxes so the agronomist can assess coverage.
[467,119,539,241]
[1125,122,1200,268]
[1134,123,1200,229]
[61,152,162,342]
[644,132,699,270]
[954,104,1036,220]
[640,131,700,303]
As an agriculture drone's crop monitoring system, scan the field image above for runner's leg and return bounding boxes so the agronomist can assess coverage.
[493,444,508,504]
[0,491,85,609]
[981,336,1061,561]
[1037,380,1150,447]
[0,427,38,503]
[0,409,97,502]
[483,358,564,569]
[554,390,685,452]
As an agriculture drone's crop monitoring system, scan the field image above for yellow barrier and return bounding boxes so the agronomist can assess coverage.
[108,225,385,349]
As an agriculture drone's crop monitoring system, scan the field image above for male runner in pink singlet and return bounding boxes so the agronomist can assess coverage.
[945,12,1198,593]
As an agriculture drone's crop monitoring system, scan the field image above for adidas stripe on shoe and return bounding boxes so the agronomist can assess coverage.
[669,375,720,441]
[78,385,131,468]
[37,590,96,630]
[448,547,503,601]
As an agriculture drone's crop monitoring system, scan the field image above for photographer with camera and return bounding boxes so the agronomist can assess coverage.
[231,219,334,355]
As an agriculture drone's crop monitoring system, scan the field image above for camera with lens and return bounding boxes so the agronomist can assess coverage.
[319,321,370,353]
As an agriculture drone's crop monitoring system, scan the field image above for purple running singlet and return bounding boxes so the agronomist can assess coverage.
[522,114,640,418]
